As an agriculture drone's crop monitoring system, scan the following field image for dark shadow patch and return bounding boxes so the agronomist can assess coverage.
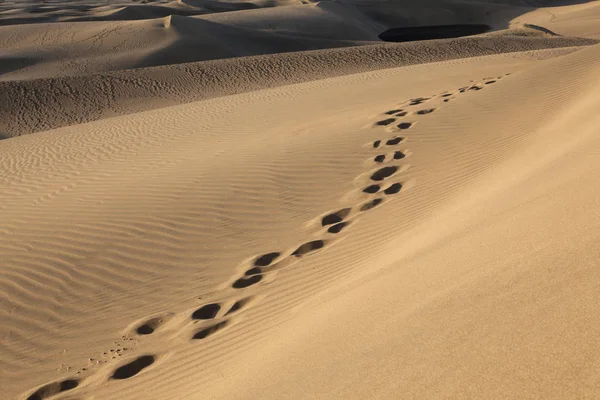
[386,136,404,146]
[322,208,351,226]
[374,154,386,163]
[363,184,381,194]
[111,355,155,380]
[397,122,413,130]
[232,274,262,289]
[26,379,79,400]
[523,23,559,36]
[244,267,262,276]
[378,24,490,42]
[360,198,383,211]
[192,321,229,340]
[409,97,429,106]
[384,183,402,195]
[396,111,408,117]
[393,151,405,160]
[371,166,398,181]
[416,108,435,115]
[328,222,347,234]
[254,252,280,267]
[385,109,403,115]
[135,317,164,335]
[373,140,381,148]
[192,303,221,320]
[292,240,325,257]
[0,56,42,77]
[225,298,251,315]
[375,118,396,126]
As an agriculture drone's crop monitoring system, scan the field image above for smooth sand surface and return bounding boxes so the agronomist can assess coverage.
[2,1,600,399]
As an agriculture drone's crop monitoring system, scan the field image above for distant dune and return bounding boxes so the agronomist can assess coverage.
[0,31,596,138]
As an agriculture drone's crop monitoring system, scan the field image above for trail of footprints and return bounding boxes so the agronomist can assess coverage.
[23,74,505,399]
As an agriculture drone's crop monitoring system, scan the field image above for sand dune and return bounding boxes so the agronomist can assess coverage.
[2,1,600,399]
[0,4,378,81]
[0,0,280,26]
[0,32,595,137]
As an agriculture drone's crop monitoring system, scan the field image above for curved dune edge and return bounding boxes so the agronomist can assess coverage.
[0,32,596,138]
[2,40,600,398]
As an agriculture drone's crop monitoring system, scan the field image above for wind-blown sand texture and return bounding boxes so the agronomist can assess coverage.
[2,0,600,399]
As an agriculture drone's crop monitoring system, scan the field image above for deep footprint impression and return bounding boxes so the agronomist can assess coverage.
[322,208,351,226]
[112,355,156,380]
[192,321,229,340]
[232,274,263,289]
[135,317,165,335]
[26,379,79,400]
[370,166,399,181]
[192,303,221,320]
[292,240,325,256]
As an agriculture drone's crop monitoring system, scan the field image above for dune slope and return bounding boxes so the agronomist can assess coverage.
[0,32,595,138]
[2,39,600,399]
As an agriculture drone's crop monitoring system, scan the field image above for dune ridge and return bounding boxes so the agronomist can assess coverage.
[1,31,595,138]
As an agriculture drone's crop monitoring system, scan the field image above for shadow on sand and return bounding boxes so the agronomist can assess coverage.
[378,24,491,42]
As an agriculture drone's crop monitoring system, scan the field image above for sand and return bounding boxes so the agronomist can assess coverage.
[2,1,600,399]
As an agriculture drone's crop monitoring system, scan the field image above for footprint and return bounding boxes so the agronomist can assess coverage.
[469,86,482,91]
[397,122,413,130]
[485,80,496,84]
[26,379,79,400]
[408,97,429,106]
[232,274,263,289]
[321,208,351,226]
[383,183,402,195]
[192,321,229,340]
[363,184,380,194]
[375,118,396,126]
[244,253,299,276]
[370,166,398,181]
[292,240,325,257]
[441,93,452,97]
[244,267,262,276]
[416,108,435,115]
[191,303,221,320]
[360,198,383,211]
[385,108,403,115]
[373,151,405,164]
[372,140,381,149]
[135,317,165,335]
[224,297,251,316]
[111,355,155,380]
[385,136,404,146]
[395,111,408,117]
[393,151,405,160]
[254,252,280,267]
[327,222,348,234]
